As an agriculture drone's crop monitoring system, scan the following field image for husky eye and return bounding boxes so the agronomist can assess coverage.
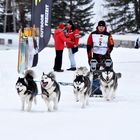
[45,76,48,79]
[104,71,107,75]
[19,83,22,87]
[16,83,19,86]
[108,71,111,74]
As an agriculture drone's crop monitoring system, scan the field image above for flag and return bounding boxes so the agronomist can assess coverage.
[31,0,52,52]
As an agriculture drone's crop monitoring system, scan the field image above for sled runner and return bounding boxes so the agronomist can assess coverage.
[90,59,113,97]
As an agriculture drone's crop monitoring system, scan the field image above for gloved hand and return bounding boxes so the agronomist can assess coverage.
[105,51,110,59]
[88,58,91,65]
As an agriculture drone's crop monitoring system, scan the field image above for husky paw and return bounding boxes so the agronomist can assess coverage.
[48,101,54,112]
[76,99,79,102]
[81,104,86,109]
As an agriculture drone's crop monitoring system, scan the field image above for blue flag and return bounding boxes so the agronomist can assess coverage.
[31,0,52,52]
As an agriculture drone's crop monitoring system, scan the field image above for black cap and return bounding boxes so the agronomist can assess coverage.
[98,20,106,26]
[67,20,73,25]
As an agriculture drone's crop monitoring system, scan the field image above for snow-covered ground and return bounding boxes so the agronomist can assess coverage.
[0,44,140,140]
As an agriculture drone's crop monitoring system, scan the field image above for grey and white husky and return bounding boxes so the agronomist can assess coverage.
[73,67,91,108]
[40,72,61,112]
[100,69,121,101]
[15,70,38,111]
[74,66,90,77]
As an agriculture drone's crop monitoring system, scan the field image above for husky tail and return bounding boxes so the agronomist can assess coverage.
[24,69,35,80]
[24,69,38,95]
[116,72,122,79]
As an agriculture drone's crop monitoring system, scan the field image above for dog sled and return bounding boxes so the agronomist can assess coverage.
[57,59,113,98]
[90,58,113,97]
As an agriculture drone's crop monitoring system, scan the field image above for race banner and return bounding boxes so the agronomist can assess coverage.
[31,0,52,52]
[17,0,52,73]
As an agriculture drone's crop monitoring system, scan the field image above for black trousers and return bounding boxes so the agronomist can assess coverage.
[53,50,63,70]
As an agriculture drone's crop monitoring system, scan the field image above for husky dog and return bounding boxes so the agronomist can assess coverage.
[75,66,90,77]
[40,72,61,112]
[100,68,121,101]
[73,67,91,108]
[15,70,38,111]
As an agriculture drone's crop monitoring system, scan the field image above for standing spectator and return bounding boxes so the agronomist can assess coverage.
[87,20,114,70]
[53,23,70,72]
[135,38,139,49]
[66,20,80,71]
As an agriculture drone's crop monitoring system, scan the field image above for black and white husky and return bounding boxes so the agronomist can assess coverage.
[73,67,91,108]
[15,70,38,111]
[40,72,61,112]
[100,69,121,101]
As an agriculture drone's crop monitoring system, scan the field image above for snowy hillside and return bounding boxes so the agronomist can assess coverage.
[0,45,140,140]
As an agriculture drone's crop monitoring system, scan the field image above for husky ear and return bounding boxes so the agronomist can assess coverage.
[86,71,90,77]
[17,77,21,81]
[24,78,28,85]
[116,73,122,79]
[43,72,45,75]
[48,72,56,80]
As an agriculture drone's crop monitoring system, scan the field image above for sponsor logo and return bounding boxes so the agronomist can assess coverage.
[35,0,41,6]
[40,14,44,38]
[45,4,49,26]
[40,4,50,38]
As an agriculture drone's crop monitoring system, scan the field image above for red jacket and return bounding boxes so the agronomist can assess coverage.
[87,28,114,61]
[66,28,80,48]
[54,29,70,50]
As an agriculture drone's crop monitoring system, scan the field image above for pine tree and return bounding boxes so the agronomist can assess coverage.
[66,0,95,36]
[0,0,4,32]
[52,0,95,36]
[16,0,32,30]
[0,0,95,34]
[103,0,140,33]
[51,0,67,28]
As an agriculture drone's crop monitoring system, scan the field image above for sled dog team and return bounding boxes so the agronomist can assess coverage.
[15,67,121,112]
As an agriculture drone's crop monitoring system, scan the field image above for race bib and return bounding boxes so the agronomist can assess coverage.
[92,34,108,55]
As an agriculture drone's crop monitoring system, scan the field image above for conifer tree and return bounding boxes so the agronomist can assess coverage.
[66,0,95,36]
[0,0,4,32]
[52,0,95,36]
[52,0,67,28]
[103,0,140,33]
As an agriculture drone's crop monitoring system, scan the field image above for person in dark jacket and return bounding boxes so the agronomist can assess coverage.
[53,23,70,72]
[87,20,114,70]
[87,20,114,96]
[135,38,139,49]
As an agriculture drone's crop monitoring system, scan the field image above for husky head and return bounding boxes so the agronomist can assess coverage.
[15,77,27,94]
[73,75,85,92]
[41,72,55,89]
[100,69,121,83]
[75,67,89,77]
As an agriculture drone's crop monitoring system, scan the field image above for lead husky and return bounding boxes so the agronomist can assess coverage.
[100,68,121,101]
[73,67,91,108]
[15,70,38,111]
[40,72,61,112]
